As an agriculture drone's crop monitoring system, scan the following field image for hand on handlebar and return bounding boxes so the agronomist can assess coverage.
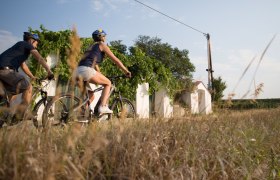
[125,71,132,78]
[47,72,55,80]
[30,76,37,82]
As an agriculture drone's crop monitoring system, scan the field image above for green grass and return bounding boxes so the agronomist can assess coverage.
[0,108,280,179]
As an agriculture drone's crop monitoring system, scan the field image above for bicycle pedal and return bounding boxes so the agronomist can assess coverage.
[98,112,111,117]
[98,114,108,122]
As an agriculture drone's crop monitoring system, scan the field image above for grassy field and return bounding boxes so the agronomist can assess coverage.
[0,108,279,179]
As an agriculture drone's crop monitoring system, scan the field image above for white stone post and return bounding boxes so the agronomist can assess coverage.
[197,83,212,114]
[154,88,173,118]
[136,83,149,118]
[190,92,199,114]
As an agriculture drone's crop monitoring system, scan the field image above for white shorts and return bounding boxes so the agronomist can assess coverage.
[76,66,97,81]
[75,66,98,91]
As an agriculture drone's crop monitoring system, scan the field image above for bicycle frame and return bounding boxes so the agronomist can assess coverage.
[30,79,51,106]
[70,76,121,119]
[0,77,53,127]
[2,78,51,106]
[41,74,135,127]
[74,76,118,106]
[71,82,103,114]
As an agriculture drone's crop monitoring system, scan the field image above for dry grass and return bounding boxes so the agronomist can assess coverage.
[0,108,280,179]
[67,26,80,73]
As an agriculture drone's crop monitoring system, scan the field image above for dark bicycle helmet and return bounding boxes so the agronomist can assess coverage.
[92,29,107,41]
[23,32,40,41]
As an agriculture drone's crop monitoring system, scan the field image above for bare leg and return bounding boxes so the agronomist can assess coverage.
[87,91,95,107]
[21,84,32,105]
[88,71,111,106]
[16,84,32,118]
[9,95,17,102]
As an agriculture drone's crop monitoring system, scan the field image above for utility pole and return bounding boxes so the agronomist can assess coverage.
[205,33,214,91]
[134,0,215,93]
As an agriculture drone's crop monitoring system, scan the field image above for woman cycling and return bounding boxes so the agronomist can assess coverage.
[76,29,131,115]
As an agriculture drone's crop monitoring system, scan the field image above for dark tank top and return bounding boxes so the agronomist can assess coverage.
[78,43,105,67]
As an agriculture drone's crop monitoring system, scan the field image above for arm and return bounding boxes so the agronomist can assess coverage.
[30,49,53,76]
[95,64,101,72]
[100,43,131,77]
[21,62,36,80]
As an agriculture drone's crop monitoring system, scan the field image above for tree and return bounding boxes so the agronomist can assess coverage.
[27,26,188,100]
[100,44,179,100]
[109,40,128,55]
[29,25,72,81]
[212,76,227,101]
[134,35,195,83]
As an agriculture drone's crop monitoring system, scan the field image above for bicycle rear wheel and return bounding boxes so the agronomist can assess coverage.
[42,94,83,128]
[109,98,136,120]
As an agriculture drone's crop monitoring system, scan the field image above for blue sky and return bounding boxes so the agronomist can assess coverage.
[1,0,279,99]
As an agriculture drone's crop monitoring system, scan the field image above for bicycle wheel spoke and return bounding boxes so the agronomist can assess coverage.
[31,98,48,128]
[42,94,82,128]
[110,98,136,120]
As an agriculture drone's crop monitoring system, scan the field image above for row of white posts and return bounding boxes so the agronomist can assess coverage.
[45,54,212,117]
[13,80,212,120]
[13,55,212,120]
[136,83,173,118]
[136,82,213,118]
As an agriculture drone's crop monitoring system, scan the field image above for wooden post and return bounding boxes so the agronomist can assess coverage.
[205,33,214,91]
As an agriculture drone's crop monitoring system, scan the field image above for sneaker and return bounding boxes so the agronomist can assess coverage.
[98,105,113,115]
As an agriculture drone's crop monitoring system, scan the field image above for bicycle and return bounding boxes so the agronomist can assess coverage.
[0,76,54,128]
[42,75,136,128]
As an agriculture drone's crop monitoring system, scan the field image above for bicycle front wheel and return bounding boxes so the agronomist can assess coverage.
[109,98,136,120]
[31,98,48,128]
[42,94,82,128]
[0,97,9,128]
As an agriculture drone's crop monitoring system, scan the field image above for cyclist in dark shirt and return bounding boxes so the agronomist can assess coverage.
[0,32,53,118]
[76,29,131,115]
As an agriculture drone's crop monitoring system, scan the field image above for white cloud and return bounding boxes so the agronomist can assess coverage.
[215,47,280,99]
[137,1,161,20]
[90,0,104,11]
[190,45,265,99]
[218,49,255,67]
[116,34,127,40]
[125,15,133,19]
[89,0,159,19]
[104,0,117,10]
[111,0,129,2]
[56,0,68,4]
[56,0,79,4]
[0,30,19,53]
[90,0,129,12]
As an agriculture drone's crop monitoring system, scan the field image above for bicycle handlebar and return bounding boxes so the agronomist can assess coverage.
[35,75,55,85]
[107,74,129,81]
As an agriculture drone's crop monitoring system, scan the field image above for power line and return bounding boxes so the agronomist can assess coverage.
[134,0,214,92]
[134,0,206,36]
